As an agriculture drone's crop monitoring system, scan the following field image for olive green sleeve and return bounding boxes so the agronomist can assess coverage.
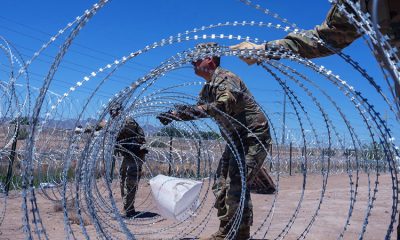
[173,104,207,121]
[203,86,237,117]
[134,123,146,144]
[268,3,361,59]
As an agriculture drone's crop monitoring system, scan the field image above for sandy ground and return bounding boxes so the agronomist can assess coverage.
[0,172,397,240]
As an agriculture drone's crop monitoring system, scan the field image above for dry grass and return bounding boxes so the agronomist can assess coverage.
[52,199,74,212]
[52,200,91,226]
[68,212,91,226]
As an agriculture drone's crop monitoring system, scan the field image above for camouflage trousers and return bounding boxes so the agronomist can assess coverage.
[212,136,271,236]
[119,153,144,215]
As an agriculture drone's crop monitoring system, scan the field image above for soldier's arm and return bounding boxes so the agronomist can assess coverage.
[231,3,362,63]
[202,82,237,116]
[135,124,146,145]
[268,3,361,59]
[79,120,106,134]
[172,104,208,121]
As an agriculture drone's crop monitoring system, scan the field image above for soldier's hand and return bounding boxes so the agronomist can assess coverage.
[174,104,189,113]
[265,41,284,60]
[95,120,107,131]
[175,104,207,119]
[156,111,174,126]
[83,125,94,133]
[230,41,265,65]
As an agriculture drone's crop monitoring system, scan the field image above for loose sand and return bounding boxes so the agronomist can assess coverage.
[0,173,397,239]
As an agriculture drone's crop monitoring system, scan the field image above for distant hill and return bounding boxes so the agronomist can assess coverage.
[3,117,162,135]
[45,118,98,129]
[141,123,160,135]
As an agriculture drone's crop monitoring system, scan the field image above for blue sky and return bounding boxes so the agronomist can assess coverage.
[1,0,398,145]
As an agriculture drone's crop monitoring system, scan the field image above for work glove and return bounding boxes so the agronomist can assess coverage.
[230,41,282,65]
[175,104,207,119]
[157,110,174,125]
[174,104,193,115]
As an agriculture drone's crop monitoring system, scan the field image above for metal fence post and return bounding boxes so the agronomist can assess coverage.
[197,138,201,178]
[289,142,292,176]
[168,135,172,175]
[5,123,19,195]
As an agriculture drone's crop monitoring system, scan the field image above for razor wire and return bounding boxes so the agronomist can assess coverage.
[0,0,399,239]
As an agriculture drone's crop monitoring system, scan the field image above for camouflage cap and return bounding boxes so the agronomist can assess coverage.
[195,42,219,51]
[189,42,220,61]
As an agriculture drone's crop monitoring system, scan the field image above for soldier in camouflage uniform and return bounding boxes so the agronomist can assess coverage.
[231,0,400,106]
[157,43,272,239]
[231,0,400,236]
[76,104,148,218]
[109,104,148,218]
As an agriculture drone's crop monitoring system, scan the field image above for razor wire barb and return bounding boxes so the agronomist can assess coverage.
[0,0,399,239]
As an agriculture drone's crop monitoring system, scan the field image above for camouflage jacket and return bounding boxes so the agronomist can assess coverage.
[115,117,146,155]
[268,0,400,58]
[176,67,271,142]
[268,0,400,103]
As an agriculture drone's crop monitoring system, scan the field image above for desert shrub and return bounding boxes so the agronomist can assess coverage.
[149,140,168,148]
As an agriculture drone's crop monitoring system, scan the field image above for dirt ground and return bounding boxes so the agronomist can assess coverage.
[0,172,397,240]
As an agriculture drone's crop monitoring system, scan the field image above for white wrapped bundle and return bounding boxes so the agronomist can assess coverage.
[149,174,202,221]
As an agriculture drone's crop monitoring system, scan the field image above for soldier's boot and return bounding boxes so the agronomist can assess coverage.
[235,225,250,240]
[199,221,228,240]
[122,207,136,218]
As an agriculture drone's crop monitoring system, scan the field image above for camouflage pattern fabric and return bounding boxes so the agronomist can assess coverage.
[268,0,400,59]
[177,67,271,142]
[175,67,273,237]
[114,117,147,215]
[119,153,144,215]
[212,143,252,238]
[245,136,271,183]
[268,0,400,100]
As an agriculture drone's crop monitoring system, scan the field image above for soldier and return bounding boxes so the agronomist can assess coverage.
[78,103,148,218]
[157,43,273,239]
[231,1,400,236]
[109,103,148,218]
[231,0,400,106]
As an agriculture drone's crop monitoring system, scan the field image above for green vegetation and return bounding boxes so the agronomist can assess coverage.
[149,140,169,148]
[9,116,30,140]
[0,163,75,192]
[10,116,30,125]
[362,142,385,160]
